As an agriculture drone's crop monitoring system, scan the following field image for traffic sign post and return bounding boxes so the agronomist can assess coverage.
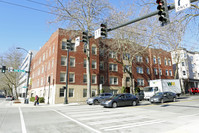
[175,0,191,12]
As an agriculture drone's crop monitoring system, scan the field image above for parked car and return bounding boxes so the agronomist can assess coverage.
[135,90,144,101]
[86,93,113,105]
[101,93,139,108]
[188,87,199,94]
[150,92,177,104]
[5,96,13,101]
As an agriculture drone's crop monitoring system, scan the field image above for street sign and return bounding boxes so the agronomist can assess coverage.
[14,69,26,73]
[175,0,191,12]
[75,36,80,47]
[94,28,101,39]
[8,67,14,72]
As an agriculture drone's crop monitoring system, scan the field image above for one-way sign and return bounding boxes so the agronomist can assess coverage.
[175,0,191,12]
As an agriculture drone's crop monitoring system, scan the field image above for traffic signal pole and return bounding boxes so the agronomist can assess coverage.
[107,0,198,32]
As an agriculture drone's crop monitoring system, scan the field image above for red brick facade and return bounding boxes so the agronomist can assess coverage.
[29,28,174,104]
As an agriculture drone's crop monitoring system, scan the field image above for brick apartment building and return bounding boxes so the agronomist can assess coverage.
[29,28,174,104]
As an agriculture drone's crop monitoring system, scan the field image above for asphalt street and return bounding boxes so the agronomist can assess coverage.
[0,96,199,133]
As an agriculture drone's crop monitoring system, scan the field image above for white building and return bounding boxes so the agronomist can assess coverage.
[17,50,37,98]
[171,48,199,93]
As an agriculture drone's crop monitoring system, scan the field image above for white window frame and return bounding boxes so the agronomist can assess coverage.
[109,77,118,85]
[69,73,75,83]
[92,75,97,84]
[70,57,75,67]
[60,73,66,82]
[92,60,97,69]
[136,67,143,74]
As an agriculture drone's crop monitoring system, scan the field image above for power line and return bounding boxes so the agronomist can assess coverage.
[0,0,58,16]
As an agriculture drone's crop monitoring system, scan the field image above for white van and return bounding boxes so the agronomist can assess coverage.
[143,79,181,100]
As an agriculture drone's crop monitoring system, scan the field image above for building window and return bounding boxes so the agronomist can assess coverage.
[126,77,130,82]
[42,65,44,73]
[99,49,104,56]
[109,51,116,58]
[92,89,96,97]
[137,79,144,86]
[154,68,158,75]
[52,59,54,68]
[136,56,143,62]
[159,69,162,75]
[166,70,169,76]
[182,62,185,66]
[123,53,130,60]
[61,56,66,66]
[100,61,104,70]
[100,76,104,84]
[60,73,66,82]
[69,88,74,97]
[62,40,67,50]
[109,64,118,71]
[69,73,75,83]
[124,65,131,73]
[43,53,45,61]
[53,45,55,53]
[136,67,143,74]
[164,58,168,65]
[83,89,87,97]
[41,77,43,86]
[59,88,64,97]
[158,57,161,64]
[83,74,87,83]
[146,57,149,63]
[169,70,172,76]
[92,46,97,55]
[84,59,87,68]
[70,58,75,67]
[92,75,96,84]
[92,60,97,69]
[183,71,186,76]
[168,59,171,66]
[110,77,118,85]
[147,68,150,74]
[70,43,75,51]
[153,56,157,64]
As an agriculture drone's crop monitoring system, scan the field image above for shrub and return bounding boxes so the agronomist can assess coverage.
[30,97,35,102]
[30,97,44,103]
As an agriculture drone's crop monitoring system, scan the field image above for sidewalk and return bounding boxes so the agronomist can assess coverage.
[11,98,85,107]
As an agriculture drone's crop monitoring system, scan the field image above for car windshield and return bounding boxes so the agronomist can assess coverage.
[154,92,163,96]
[143,87,153,92]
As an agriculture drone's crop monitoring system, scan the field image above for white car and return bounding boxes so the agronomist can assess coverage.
[5,96,13,101]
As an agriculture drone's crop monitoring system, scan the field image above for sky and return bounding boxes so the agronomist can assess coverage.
[0,0,198,56]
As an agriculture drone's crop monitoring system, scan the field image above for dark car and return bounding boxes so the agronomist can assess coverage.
[135,90,144,101]
[150,92,177,104]
[101,93,139,108]
[86,93,113,105]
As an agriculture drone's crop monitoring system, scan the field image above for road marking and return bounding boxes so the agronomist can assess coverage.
[18,107,27,133]
[51,109,101,133]
[100,119,165,131]
[179,113,199,118]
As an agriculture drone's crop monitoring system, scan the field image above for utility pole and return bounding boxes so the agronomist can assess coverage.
[47,76,50,104]
[64,39,71,104]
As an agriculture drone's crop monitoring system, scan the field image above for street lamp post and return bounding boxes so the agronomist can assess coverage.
[16,47,32,102]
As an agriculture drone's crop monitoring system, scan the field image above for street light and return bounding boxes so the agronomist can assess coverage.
[16,47,32,102]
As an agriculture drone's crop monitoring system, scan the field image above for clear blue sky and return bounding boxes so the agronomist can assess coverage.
[0,0,198,55]
[0,0,58,55]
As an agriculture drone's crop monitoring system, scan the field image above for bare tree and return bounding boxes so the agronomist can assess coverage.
[48,0,112,98]
[0,47,23,99]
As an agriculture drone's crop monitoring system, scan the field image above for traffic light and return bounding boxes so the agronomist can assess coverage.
[66,39,71,50]
[1,66,6,73]
[82,31,88,43]
[156,0,170,26]
[100,23,107,38]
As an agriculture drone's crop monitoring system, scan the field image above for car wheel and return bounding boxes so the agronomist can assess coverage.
[112,102,117,108]
[173,97,176,102]
[93,100,98,105]
[161,99,164,104]
[132,101,137,106]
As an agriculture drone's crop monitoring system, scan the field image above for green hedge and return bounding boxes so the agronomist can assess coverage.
[30,97,44,103]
